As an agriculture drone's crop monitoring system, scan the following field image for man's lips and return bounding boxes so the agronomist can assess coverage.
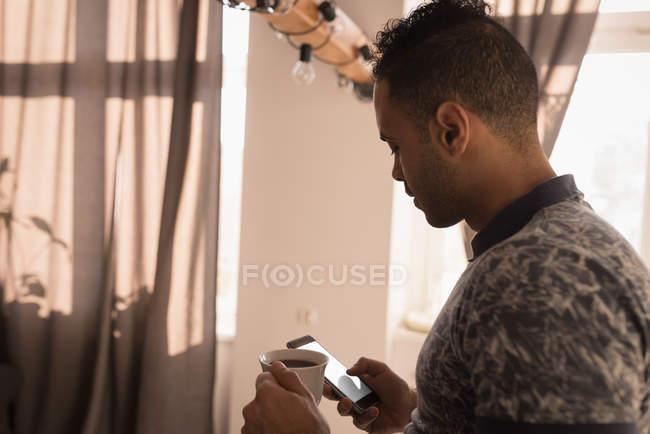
[405,185,414,197]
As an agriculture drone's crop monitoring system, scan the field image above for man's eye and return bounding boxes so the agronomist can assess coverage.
[390,146,399,156]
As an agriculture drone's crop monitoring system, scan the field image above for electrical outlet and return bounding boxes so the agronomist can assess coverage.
[296,308,319,326]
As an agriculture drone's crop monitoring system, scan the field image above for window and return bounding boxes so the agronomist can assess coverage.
[216,6,249,339]
[550,2,650,266]
[550,52,650,259]
[598,0,650,13]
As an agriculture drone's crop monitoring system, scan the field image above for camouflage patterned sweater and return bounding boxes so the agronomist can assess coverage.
[405,175,650,434]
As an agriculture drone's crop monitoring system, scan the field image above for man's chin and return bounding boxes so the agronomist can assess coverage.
[423,208,460,229]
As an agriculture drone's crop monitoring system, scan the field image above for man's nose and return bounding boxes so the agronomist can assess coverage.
[392,155,404,182]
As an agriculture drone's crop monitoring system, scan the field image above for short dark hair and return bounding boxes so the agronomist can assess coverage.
[372,0,539,147]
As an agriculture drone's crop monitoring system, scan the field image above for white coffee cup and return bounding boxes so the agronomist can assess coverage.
[259,349,329,404]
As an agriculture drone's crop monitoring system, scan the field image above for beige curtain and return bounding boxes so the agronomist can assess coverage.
[495,0,601,157]
[461,0,601,256]
[0,0,222,433]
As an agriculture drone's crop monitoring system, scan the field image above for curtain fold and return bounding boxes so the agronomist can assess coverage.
[494,0,601,157]
[0,0,222,433]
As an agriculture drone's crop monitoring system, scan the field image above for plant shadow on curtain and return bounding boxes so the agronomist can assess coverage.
[0,1,222,433]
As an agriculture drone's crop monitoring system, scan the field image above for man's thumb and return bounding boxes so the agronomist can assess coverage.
[347,357,387,377]
[270,361,312,399]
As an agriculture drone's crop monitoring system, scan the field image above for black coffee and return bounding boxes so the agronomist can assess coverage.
[279,359,317,368]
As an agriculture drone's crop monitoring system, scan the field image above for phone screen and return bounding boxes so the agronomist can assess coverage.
[296,341,373,403]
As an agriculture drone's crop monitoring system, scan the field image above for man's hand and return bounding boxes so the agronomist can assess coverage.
[241,361,330,434]
[323,357,417,434]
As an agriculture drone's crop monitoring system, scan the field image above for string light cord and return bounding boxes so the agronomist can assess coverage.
[220,0,371,95]
[313,52,356,66]
[282,28,357,66]
[293,39,358,66]
[284,32,331,51]
[268,18,324,36]
[266,0,337,35]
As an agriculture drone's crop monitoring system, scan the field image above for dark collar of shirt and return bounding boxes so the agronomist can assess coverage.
[469,174,581,261]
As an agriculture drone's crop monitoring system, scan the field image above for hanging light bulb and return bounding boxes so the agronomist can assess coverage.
[292,44,316,86]
[317,1,344,35]
[336,73,353,94]
[255,0,274,13]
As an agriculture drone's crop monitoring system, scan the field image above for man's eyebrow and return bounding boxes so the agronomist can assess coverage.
[379,133,396,142]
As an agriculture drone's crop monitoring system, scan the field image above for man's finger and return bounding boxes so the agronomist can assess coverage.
[241,401,262,434]
[336,397,354,416]
[255,371,276,390]
[242,402,251,419]
[353,416,372,431]
[347,357,387,377]
[270,361,312,399]
[352,406,379,429]
[323,383,339,401]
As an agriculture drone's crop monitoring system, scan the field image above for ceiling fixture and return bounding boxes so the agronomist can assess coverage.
[218,0,295,14]
[336,72,353,94]
[292,44,316,85]
[317,1,344,35]
[218,0,374,101]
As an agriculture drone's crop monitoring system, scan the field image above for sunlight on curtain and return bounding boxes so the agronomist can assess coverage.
[167,100,205,356]
[217,6,249,338]
[2,0,221,430]
[0,0,76,317]
[0,97,75,317]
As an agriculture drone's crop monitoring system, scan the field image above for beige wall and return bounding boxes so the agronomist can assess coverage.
[228,1,401,432]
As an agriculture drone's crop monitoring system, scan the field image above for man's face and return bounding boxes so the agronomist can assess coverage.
[373,80,464,228]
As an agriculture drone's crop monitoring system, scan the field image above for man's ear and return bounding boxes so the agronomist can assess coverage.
[428,102,470,157]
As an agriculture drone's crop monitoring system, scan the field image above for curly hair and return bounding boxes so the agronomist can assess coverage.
[372,0,539,147]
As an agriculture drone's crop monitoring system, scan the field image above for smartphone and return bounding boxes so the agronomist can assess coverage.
[287,335,380,414]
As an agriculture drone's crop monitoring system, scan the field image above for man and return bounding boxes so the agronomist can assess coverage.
[242,0,650,433]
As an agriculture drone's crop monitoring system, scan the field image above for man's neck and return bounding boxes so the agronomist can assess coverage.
[464,154,557,232]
